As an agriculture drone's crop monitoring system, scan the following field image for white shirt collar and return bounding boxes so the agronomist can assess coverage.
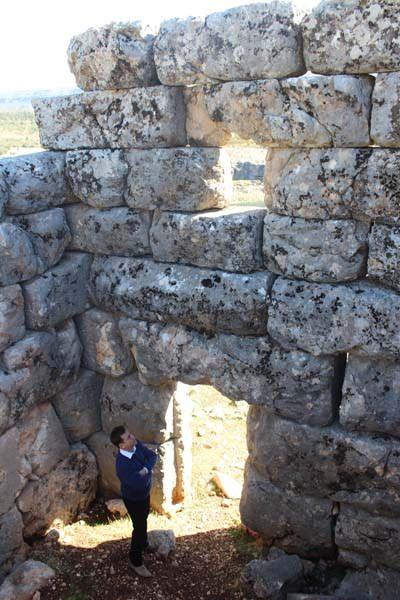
[120,446,136,459]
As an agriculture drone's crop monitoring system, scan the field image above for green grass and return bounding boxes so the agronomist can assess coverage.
[0,110,41,156]
[228,523,262,561]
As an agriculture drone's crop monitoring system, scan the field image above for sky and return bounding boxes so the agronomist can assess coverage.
[0,0,320,93]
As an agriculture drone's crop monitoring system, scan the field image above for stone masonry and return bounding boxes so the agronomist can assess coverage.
[2,0,400,590]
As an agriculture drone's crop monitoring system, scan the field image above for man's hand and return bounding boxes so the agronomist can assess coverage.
[139,467,149,477]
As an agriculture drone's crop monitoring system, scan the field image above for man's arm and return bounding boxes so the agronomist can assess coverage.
[137,441,157,472]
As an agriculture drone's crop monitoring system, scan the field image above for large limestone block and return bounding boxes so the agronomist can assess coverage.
[248,409,400,517]
[240,462,334,558]
[150,207,265,273]
[1,152,72,214]
[100,372,175,443]
[336,505,400,570]
[263,215,369,282]
[91,257,273,335]
[368,223,400,291]
[340,354,400,438]
[0,165,7,221]
[185,75,372,147]
[23,252,92,329]
[33,88,186,150]
[268,277,400,358]
[0,508,26,581]
[125,147,232,210]
[65,204,150,256]
[371,73,400,147]
[0,427,27,515]
[68,22,158,90]
[0,285,25,352]
[75,308,134,377]
[10,208,71,273]
[302,0,400,74]
[264,148,400,224]
[154,3,304,85]
[66,147,232,211]
[17,443,98,537]
[0,208,70,286]
[336,565,400,600]
[17,403,69,479]
[52,369,103,442]
[172,383,192,503]
[66,149,128,209]
[0,322,82,434]
[120,319,340,427]
[0,223,37,286]
[86,431,120,497]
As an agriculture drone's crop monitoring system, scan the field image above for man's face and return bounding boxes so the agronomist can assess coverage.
[119,430,136,451]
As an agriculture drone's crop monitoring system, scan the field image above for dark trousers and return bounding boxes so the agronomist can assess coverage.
[123,496,150,567]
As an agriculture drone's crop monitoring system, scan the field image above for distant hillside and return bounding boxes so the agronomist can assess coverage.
[0,87,80,111]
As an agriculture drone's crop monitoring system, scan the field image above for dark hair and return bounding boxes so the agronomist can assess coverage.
[110,425,126,448]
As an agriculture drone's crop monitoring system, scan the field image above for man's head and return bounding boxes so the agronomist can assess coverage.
[110,425,136,451]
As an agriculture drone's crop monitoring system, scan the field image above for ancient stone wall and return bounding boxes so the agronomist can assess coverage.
[2,0,400,584]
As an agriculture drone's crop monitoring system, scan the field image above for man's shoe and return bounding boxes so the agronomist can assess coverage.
[129,563,152,578]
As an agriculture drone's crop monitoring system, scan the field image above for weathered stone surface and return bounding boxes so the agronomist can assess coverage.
[65,204,150,256]
[265,148,400,225]
[268,278,400,359]
[52,369,103,442]
[240,463,334,558]
[0,427,26,515]
[247,409,400,516]
[0,223,37,286]
[336,565,400,600]
[125,147,232,211]
[0,322,82,434]
[68,22,158,90]
[33,88,186,150]
[91,257,273,336]
[2,152,72,214]
[23,252,92,329]
[17,443,98,537]
[120,319,339,426]
[150,207,265,273]
[0,285,25,352]
[336,505,400,570]
[0,508,26,581]
[368,223,400,291]
[76,308,134,377]
[17,403,69,479]
[263,215,368,283]
[0,208,70,286]
[86,431,120,497]
[154,3,304,85]
[242,555,303,600]
[172,383,192,503]
[302,0,400,74]
[10,208,71,273]
[371,73,400,147]
[66,150,128,208]
[340,354,400,438]
[0,560,55,600]
[0,165,7,221]
[100,372,175,443]
[185,75,372,148]
[66,147,232,211]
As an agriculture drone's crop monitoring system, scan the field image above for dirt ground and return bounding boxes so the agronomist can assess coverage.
[30,386,262,600]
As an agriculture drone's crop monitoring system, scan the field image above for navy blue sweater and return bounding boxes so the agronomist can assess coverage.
[116,441,157,501]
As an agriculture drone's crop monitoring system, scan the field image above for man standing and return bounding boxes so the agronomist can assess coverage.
[110,425,157,578]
